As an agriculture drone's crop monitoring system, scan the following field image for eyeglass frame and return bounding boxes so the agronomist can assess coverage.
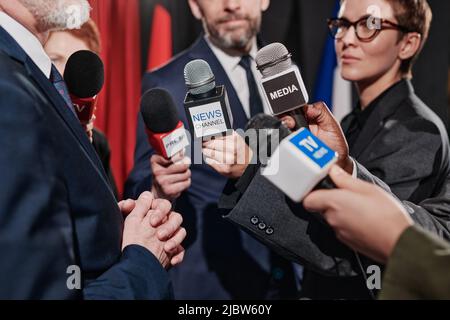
[327,15,416,42]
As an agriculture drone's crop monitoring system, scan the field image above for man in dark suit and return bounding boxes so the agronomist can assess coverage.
[125,0,298,299]
[0,0,186,299]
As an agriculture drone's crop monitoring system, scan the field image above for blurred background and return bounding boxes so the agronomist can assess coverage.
[87,0,450,197]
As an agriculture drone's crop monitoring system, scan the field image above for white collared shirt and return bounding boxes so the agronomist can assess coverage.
[205,36,269,118]
[0,12,51,78]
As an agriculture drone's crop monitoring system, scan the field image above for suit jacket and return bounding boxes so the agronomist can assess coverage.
[219,80,450,299]
[92,128,118,199]
[380,225,450,299]
[341,80,450,204]
[300,80,450,299]
[125,36,297,299]
[0,27,171,300]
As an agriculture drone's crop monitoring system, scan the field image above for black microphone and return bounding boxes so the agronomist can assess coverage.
[64,50,104,125]
[183,59,233,139]
[140,88,189,159]
[245,114,292,162]
[255,43,309,130]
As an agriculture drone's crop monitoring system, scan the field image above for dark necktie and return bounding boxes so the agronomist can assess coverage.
[239,55,264,118]
[50,65,76,116]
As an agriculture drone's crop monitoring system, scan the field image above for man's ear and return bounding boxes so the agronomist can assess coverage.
[188,0,203,20]
[398,33,422,61]
[261,0,270,12]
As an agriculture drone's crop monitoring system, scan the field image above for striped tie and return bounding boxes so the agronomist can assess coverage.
[50,65,77,116]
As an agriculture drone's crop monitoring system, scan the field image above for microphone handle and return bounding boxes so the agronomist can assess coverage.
[316,176,336,190]
[285,108,336,190]
[310,176,336,226]
[288,108,308,131]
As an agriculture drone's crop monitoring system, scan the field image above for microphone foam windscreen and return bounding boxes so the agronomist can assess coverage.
[245,114,292,159]
[140,88,180,133]
[64,50,105,98]
[246,113,282,131]
[184,59,216,95]
[246,114,292,139]
[255,43,292,78]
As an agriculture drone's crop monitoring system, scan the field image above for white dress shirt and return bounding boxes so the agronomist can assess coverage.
[205,36,269,118]
[0,12,51,78]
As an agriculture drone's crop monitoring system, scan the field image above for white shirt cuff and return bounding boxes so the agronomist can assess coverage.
[351,158,358,178]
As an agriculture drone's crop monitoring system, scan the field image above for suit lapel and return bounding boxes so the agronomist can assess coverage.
[340,113,353,135]
[26,60,108,173]
[0,27,112,191]
[349,108,385,159]
[188,37,249,129]
[349,80,411,159]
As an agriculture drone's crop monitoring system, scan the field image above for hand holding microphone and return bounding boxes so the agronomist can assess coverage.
[202,131,253,179]
[203,114,292,179]
[303,165,414,264]
[151,153,192,202]
[140,88,191,202]
[300,102,353,174]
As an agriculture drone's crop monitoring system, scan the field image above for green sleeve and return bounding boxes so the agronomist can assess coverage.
[379,226,450,300]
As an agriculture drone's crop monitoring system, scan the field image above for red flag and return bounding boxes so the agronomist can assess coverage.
[147,4,173,71]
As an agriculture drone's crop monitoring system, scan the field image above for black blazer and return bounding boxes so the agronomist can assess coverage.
[341,80,450,203]
[0,27,171,299]
[92,128,118,199]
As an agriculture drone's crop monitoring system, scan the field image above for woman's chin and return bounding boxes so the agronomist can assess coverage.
[340,69,364,83]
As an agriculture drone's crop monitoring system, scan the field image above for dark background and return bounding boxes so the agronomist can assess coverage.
[139,0,450,128]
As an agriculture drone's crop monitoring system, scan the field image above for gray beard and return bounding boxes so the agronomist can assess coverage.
[204,19,260,50]
[19,0,90,32]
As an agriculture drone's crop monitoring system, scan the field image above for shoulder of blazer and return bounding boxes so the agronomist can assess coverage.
[351,80,448,159]
[143,36,208,80]
[0,27,27,64]
[142,35,250,128]
[0,27,114,195]
[387,86,449,151]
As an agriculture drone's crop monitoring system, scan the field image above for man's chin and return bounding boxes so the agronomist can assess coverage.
[221,32,253,48]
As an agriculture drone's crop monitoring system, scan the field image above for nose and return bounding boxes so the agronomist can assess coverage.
[224,0,241,12]
[340,25,357,48]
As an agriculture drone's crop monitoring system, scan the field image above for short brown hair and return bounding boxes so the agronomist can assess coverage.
[68,19,102,54]
[339,0,432,75]
[386,0,432,75]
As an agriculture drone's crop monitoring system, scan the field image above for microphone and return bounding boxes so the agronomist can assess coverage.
[183,59,233,139]
[140,88,189,159]
[245,113,288,132]
[245,114,292,162]
[261,127,338,202]
[64,50,104,125]
[255,43,309,129]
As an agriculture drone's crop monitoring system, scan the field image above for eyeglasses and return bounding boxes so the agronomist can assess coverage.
[327,16,414,42]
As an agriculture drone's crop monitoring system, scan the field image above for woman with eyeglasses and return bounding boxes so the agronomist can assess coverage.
[299,0,450,300]
[326,0,449,203]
